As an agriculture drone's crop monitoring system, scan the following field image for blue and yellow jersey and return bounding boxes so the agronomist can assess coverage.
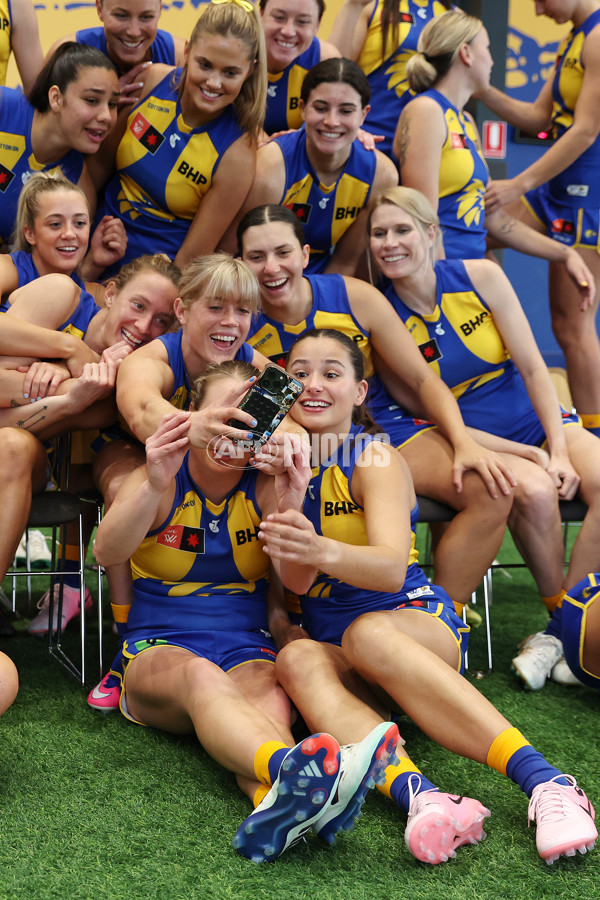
[358,0,447,156]
[386,259,556,443]
[0,88,85,245]
[265,37,321,135]
[300,423,432,643]
[0,0,12,86]
[128,455,269,634]
[275,127,377,273]
[0,250,88,312]
[75,26,177,76]
[411,89,488,259]
[99,69,244,269]
[157,329,255,410]
[548,9,600,207]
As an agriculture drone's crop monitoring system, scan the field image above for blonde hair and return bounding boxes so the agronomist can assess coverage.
[190,359,258,409]
[406,11,483,93]
[178,252,261,314]
[12,173,89,252]
[110,253,182,293]
[178,1,267,140]
[367,186,442,264]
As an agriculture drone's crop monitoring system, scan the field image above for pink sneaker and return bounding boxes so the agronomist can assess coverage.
[27,584,92,636]
[87,671,121,713]
[528,775,597,865]
[405,775,490,864]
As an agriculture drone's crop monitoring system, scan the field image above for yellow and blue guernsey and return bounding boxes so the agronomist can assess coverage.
[546,9,600,208]
[275,127,377,273]
[98,69,244,274]
[0,0,12,87]
[126,454,270,637]
[75,26,177,76]
[358,0,447,156]
[157,330,255,411]
[386,258,580,444]
[247,272,433,446]
[265,37,321,135]
[409,88,488,259]
[300,423,460,647]
[0,249,88,312]
[0,87,85,245]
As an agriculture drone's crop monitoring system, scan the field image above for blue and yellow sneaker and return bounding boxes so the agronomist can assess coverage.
[232,733,341,863]
[315,722,402,844]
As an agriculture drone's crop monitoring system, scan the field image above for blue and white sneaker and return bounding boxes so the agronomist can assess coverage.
[232,733,341,863]
[315,722,402,844]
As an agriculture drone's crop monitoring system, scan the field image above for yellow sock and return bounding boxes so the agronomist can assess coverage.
[486,727,530,776]
[57,542,80,562]
[540,590,566,613]
[253,784,270,807]
[377,756,422,800]
[453,601,465,617]
[581,413,600,431]
[253,741,288,786]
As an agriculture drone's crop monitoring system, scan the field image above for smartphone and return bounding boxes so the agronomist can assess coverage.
[227,364,303,447]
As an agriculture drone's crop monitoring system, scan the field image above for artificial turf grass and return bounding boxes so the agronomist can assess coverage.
[1,537,599,899]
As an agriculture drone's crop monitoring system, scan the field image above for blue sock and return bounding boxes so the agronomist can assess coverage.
[506,746,569,798]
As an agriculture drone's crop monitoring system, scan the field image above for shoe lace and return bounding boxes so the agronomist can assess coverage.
[523,634,560,664]
[528,775,577,825]
[35,583,60,612]
[407,774,440,816]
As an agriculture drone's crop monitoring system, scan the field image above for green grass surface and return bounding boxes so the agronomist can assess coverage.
[1,529,599,900]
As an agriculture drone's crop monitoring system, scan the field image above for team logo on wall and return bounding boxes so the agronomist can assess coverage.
[130,112,165,154]
[0,163,15,192]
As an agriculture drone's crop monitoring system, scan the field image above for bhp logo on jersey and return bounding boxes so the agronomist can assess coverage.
[157,524,205,553]
[130,113,165,154]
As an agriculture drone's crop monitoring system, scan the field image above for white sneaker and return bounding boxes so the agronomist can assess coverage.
[512,632,563,691]
[15,530,51,569]
[551,656,583,687]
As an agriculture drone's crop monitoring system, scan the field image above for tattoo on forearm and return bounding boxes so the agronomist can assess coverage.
[14,405,48,430]
[396,117,411,167]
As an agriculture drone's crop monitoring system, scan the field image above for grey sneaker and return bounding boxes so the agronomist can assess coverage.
[512,632,563,691]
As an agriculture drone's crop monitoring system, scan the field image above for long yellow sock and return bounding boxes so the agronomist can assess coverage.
[253,741,288,786]
[377,756,422,800]
[541,590,566,613]
[486,727,530,776]
[253,784,270,808]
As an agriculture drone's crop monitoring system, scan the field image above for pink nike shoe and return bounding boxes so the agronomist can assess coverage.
[528,775,597,864]
[87,671,121,713]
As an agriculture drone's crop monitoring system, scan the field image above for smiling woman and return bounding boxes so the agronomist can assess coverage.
[0,42,120,247]
[92,0,268,276]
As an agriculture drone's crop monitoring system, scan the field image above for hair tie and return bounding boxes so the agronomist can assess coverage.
[211,0,254,13]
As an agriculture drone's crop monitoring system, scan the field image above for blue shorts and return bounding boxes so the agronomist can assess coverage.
[121,628,278,724]
[523,183,600,253]
[391,585,470,675]
[560,574,600,690]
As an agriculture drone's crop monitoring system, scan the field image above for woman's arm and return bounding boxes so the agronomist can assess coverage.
[0,255,21,299]
[10,0,44,98]
[326,150,398,276]
[175,134,258,270]
[94,410,190,566]
[346,277,518,496]
[465,258,580,498]
[327,0,373,59]
[476,76,554,136]
[485,29,600,211]
[393,96,446,210]
[5,273,80,330]
[259,442,413,594]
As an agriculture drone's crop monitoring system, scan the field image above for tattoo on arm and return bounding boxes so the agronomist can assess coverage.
[14,404,48,430]
[396,117,410,168]
[498,217,517,236]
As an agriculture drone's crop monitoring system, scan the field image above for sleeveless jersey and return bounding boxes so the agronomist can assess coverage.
[246,272,395,416]
[98,69,244,269]
[358,0,448,156]
[410,88,488,259]
[386,259,552,442]
[157,329,254,410]
[0,0,11,87]
[128,456,269,634]
[75,26,177,76]
[274,127,377,273]
[57,287,101,339]
[265,37,321,135]
[0,250,87,311]
[548,9,600,207]
[0,88,85,244]
[300,423,433,643]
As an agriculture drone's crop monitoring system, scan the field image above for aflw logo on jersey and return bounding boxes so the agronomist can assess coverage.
[130,113,165,154]
[157,524,205,553]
